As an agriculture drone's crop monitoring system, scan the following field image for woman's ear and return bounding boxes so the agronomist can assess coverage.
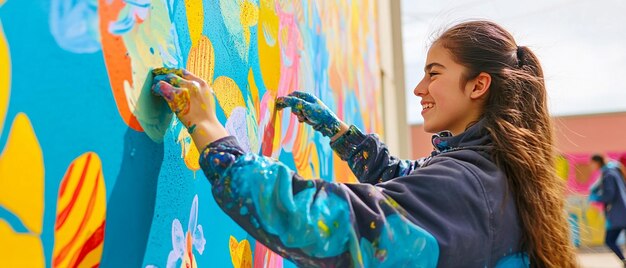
[467,72,491,100]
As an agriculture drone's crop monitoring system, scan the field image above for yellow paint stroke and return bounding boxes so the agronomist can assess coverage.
[212,76,245,118]
[240,0,258,27]
[333,152,357,184]
[184,0,204,46]
[184,36,215,171]
[176,128,200,171]
[229,236,252,268]
[555,155,569,181]
[317,220,330,237]
[0,21,10,132]
[291,124,316,179]
[0,113,44,234]
[257,0,280,93]
[583,205,605,245]
[247,69,260,121]
[240,0,258,47]
[186,35,215,85]
[53,152,106,268]
[0,221,45,267]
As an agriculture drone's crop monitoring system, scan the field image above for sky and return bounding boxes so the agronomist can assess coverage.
[401,0,626,124]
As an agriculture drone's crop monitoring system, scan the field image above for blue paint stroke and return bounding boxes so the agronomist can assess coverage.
[108,9,135,35]
[107,0,151,36]
[0,205,29,233]
[359,214,439,267]
[158,24,184,68]
[125,0,150,8]
[49,0,101,53]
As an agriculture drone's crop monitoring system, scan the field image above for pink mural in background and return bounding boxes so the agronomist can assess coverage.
[561,152,626,247]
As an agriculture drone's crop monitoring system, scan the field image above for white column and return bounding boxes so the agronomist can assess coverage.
[377,0,411,158]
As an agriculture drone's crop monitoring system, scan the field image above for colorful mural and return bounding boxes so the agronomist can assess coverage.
[0,0,382,267]
[560,152,626,247]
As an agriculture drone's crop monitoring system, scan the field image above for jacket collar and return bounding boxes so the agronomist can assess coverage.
[430,119,492,155]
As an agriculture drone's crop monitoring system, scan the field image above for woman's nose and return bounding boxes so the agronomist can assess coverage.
[414,78,427,96]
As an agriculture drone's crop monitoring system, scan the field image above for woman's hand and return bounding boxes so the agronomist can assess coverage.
[276,91,349,141]
[152,68,229,150]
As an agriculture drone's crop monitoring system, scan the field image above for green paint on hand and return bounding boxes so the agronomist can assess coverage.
[151,67,184,77]
[188,124,197,134]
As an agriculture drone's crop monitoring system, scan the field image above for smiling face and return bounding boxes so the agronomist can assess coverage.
[413,42,488,135]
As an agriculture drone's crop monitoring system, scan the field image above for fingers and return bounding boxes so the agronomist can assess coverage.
[175,77,200,92]
[295,110,308,123]
[180,69,209,88]
[275,96,316,125]
[276,91,320,110]
[152,67,184,77]
[152,68,209,90]
[288,91,318,103]
[152,80,181,100]
[154,73,201,92]
[275,95,306,112]
[153,81,191,115]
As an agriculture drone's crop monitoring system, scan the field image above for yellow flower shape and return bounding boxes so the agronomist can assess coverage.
[0,8,46,265]
[229,236,252,268]
[0,113,46,267]
[53,152,107,268]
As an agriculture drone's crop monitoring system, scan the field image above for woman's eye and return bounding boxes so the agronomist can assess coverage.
[429,72,439,77]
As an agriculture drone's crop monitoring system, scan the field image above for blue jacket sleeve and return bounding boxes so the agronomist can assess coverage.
[330,125,426,184]
[199,136,439,267]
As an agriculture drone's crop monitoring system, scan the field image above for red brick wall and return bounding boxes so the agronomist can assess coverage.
[410,112,626,158]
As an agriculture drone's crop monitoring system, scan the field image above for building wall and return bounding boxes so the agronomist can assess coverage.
[0,0,386,267]
[410,112,626,246]
[554,112,626,154]
[411,112,626,158]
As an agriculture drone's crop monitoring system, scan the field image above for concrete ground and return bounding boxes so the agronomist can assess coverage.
[578,246,624,268]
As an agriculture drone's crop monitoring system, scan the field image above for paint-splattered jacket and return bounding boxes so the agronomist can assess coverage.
[199,121,527,267]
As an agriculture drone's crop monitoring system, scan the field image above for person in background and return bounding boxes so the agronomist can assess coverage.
[151,20,577,267]
[590,154,626,267]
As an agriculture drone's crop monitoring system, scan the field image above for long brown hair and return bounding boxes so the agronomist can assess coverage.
[435,21,577,267]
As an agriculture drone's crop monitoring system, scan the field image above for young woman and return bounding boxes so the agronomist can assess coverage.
[152,20,577,267]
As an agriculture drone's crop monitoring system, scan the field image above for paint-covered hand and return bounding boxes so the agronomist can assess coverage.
[276,91,345,138]
[152,68,228,149]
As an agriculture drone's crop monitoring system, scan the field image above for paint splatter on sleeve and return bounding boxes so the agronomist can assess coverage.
[330,125,424,184]
[198,137,439,267]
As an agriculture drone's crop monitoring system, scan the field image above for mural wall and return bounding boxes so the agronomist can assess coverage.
[560,152,626,247]
[0,0,383,267]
